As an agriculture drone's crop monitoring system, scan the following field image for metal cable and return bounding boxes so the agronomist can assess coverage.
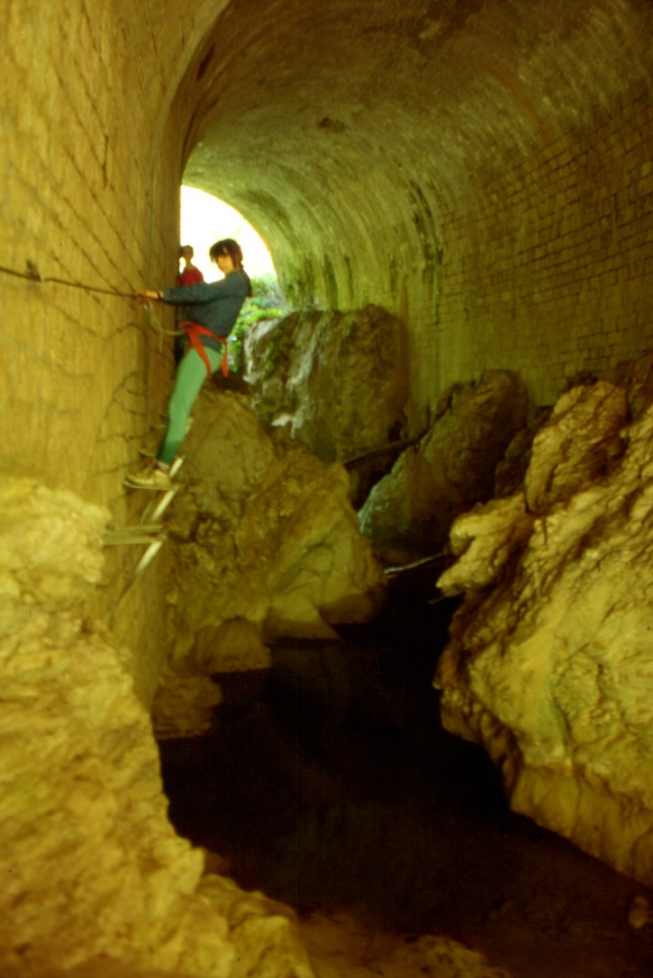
[0,260,182,335]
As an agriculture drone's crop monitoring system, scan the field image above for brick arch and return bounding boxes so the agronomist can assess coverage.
[4,0,653,498]
[174,0,653,422]
[2,1,653,946]
[1,0,241,686]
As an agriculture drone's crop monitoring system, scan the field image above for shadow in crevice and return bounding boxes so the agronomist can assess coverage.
[160,571,511,933]
[159,567,653,977]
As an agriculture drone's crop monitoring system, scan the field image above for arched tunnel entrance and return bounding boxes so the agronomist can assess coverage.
[3,0,653,976]
[176,0,653,428]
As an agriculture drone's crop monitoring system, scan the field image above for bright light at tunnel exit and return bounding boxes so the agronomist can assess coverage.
[180,185,276,282]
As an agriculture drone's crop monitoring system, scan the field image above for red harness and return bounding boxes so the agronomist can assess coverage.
[181,321,229,378]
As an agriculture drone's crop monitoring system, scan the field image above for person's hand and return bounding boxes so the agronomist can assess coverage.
[135,289,163,303]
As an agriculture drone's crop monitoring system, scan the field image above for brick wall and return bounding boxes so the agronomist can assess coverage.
[4,0,653,684]
[2,0,225,700]
[180,0,653,433]
[436,80,653,406]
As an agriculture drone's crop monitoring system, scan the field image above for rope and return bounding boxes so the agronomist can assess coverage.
[343,435,423,468]
[0,259,182,335]
[0,259,136,298]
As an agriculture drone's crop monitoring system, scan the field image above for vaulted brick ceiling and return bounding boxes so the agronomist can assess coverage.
[173,0,653,412]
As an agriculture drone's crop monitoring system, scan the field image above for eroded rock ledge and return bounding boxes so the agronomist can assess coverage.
[166,388,385,662]
[359,370,529,563]
[436,379,653,884]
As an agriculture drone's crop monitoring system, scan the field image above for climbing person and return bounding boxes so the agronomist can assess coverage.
[124,238,252,490]
[176,244,204,288]
[174,245,205,363]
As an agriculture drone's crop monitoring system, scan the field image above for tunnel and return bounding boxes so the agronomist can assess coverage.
[3,1,653,976]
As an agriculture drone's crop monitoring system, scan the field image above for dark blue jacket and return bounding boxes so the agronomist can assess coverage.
[162,270,250,349]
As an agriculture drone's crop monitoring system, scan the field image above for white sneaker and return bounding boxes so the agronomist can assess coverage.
[124,466,172,491]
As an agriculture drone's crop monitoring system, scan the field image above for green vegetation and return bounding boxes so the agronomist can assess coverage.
[228,275,288,373]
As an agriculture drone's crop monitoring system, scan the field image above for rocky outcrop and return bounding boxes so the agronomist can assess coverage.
[152,665,223,739]
[167,388,385,668]
[0,476,314,977]
[302,911,512,978]
[493,406,551,499]
[359,370,529,563]
[244,305,408,462]
[194,618,272,674]
[611,350,653,420]
[152,621,272,739]
[435,380,653,884]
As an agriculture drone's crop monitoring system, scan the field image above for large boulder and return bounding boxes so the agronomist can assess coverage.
[358,370,529,563]
[0,477,313,978]
[244,305,408,462]
[435,380,653,885]
[167,387,385,667]
[611,349,653,420]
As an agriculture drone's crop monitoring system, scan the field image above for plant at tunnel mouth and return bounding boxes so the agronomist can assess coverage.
[228,275,288,373]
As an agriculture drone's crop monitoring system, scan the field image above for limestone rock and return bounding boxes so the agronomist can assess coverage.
[3,967,203,978]
[245,305,408,462]
[153,620,272,737]
[302,911,512,978]
[167,388,385,662]
[494,406,551,498]
[152,666,223,739]
[194,617,272,673]
[437,494,533,596]
[436,381,653,885]
[359,370,529,562]
[0,476,315,977]
[628,894,652,929]
[524,381,627,514]
[612,350,653,420]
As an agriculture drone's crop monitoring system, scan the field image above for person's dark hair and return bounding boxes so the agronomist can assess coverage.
[210,238,252,295]
[179,244,194,258]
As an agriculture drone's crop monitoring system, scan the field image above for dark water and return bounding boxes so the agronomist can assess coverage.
[159,572,653,976]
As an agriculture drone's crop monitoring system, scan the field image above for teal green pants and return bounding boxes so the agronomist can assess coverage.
[157,346,221,465]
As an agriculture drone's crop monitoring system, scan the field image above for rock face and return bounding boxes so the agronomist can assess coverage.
[359,370,529,563]
[436,380,653,884]
[0,476,314,977]
[152,665,223,739]
[302,912,512,978]
[167,387,385,667]
[245,305,408,462]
